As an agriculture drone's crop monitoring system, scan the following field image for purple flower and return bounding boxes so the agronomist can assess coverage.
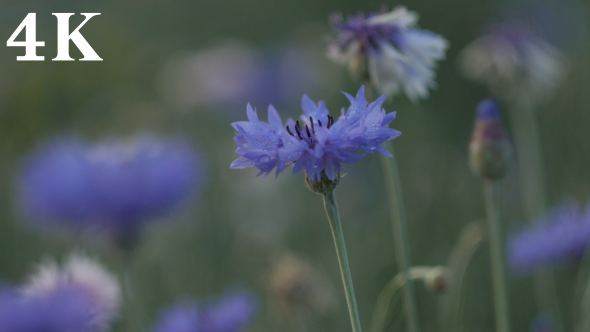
[507,200,590,273]
[530,313,554,332]
[328,7,449,101]
[0,286,98,332]
[152,291,258,332]
[230,86,401,181]
[18,135,202,246]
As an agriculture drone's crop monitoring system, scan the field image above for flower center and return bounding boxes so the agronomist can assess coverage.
[285,115,335,144]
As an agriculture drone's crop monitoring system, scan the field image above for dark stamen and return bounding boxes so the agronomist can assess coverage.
[286,126,294,136]
[309,117,315,133]
[327,115,334,128]
[318,119,323,127]
[295,121,303,139]
[305,125,311,137]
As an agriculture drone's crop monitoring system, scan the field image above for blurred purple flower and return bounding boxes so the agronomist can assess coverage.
[0,286,97,332]
[230,86,401,180]
[157,40,326,114]
[328,6,449,101]
[152,290,257,332]
[18,135,202,246]
[460,20,567,102]
[530,313,554,332]
[507,200,590,273]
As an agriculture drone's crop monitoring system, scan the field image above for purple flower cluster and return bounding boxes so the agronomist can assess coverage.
[0,253,120,332]
[507,200,590,273]
[0,287,96,332]
[152,291,257,332]
[18,135,202,245]
[230,86,401,180]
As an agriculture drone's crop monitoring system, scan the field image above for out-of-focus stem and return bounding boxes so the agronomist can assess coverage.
[483,180,510,332]
[322,190,363,332]
[438,221,486,332]
[371,272,405,332]
[508,96,562,331]
[380,142,420,332]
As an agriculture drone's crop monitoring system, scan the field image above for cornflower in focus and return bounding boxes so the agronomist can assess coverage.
[507,200,590,273]
[151,290,257,332]
[18,135,202,248]
[230,86,401,182]
[460,21,567,103]
[328,6,449,101]
[0,253,120,332]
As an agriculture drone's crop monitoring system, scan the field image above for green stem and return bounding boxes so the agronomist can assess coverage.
[322,190,363,332]
[508,97,562,330]
[371,273,405,332]
[438,221,486,332]
[483,180,510,332]
[577,274,590,332]
[380,142,420,332]
[122,254,144,332]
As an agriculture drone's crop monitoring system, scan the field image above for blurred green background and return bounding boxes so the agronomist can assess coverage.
[0,0,589,331]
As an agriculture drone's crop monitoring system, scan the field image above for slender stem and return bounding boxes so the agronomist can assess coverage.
[371,273,405,332]
[122,254,144,332]
[380,142,420,332]
[508,97,562,330]
[322,190,363,332]
[577,274,590,332]
[438,221,485,332]
[483,180,510,332]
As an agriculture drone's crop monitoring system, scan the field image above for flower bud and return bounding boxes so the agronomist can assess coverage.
[422,266,452,293]
[469,100,512,180]
[305,171,340,195]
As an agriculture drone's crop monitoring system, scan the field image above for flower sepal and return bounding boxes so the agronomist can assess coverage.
[305,171,341,195]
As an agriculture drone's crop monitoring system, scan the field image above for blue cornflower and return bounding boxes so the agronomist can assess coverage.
[0,286,97,332]
[507,200,590,273]
[328,7,449,101]
[152,290,257,332]
[18,135,202,246]
[230,86,401,181]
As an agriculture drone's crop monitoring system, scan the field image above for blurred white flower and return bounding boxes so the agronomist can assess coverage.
[328,6,449,101]
[460,21,567,103]
[157,40,326,113]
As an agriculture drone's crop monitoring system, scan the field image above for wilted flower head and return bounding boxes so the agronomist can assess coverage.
[468,100,512,180]
[230,86,401,183]
[507,200,590,273]
[0,286,97,332]
[21,253,121,330]
[460,20,567,103]
[268,253,336,318]
[152,290,258,332]
[18,135,202,247]
[328,7,449,101]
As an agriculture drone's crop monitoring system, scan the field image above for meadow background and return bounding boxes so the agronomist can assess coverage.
[0,0,589,331]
